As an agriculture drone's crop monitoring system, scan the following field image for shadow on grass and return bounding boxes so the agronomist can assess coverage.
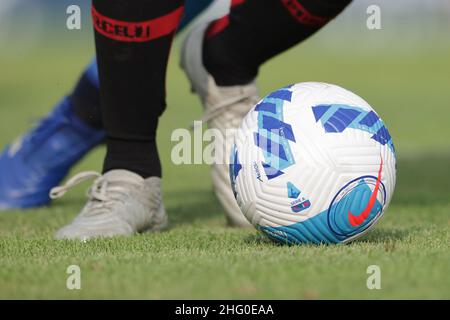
[242,228,411,248]
[243,233,276,246]
[355,228,411,244]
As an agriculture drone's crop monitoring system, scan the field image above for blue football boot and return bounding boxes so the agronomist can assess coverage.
[0,98,105,210]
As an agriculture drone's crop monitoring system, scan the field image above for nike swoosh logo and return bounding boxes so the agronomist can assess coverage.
[348,156,383,227]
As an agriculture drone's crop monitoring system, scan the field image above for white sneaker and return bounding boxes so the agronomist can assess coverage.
[181,5,260,228]
[50,170,167,240]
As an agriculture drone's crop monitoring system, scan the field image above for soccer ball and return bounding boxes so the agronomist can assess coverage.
[230,82,396,244]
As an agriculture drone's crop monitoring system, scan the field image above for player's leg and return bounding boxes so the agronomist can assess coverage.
[182,0,352,227]
[52,0,184,240]
[0,0,214,211]
[70,0,224,128]
[204,0,352,86]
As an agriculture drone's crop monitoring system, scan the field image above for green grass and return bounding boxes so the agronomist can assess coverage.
[0,34,449,299]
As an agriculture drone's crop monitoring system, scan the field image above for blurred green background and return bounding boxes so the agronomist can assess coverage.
[0,0,449,299]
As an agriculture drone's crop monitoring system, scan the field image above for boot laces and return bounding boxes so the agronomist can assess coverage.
[50,171,130,216]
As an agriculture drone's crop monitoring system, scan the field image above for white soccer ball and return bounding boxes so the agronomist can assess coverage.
[230,82,396,244]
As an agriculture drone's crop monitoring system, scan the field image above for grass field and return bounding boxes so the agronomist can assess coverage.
[0,30,449,299]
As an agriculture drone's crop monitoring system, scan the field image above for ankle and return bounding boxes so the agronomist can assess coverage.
[103,138,161,179]
[202,33,256,87]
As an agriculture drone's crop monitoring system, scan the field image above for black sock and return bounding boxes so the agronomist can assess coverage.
[203,0,352,86]
[93,0,184,178]
[104,137,161,179]
[69,72,102,128]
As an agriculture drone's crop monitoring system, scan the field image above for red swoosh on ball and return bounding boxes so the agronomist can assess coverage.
[348,156,383,227]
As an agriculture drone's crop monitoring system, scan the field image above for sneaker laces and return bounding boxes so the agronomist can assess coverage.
[50,171,101,199]
[50,171,131,217]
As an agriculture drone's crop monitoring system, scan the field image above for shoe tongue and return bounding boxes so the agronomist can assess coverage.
[102,170,144,184]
